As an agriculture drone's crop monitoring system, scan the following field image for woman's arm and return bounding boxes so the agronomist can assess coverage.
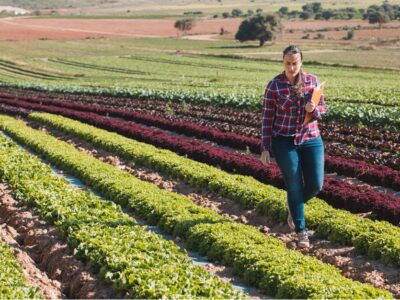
[261,80,276,153]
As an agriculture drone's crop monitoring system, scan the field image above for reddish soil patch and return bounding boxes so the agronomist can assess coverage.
[2,17,398,42]
[0,17,241,41]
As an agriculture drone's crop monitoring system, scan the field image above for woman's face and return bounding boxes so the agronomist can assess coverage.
[283,53,302,79]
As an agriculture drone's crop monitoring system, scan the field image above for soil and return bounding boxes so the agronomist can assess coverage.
[31,122,400,298]
[0,183,117,299]
[0,17,241,41]
[1,17,399,42]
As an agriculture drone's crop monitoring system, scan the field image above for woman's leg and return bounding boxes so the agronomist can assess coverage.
[271,136,306,233]
[299,136,325,202]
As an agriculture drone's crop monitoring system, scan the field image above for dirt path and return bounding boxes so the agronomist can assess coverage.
[181,34,220,41]
[31,122,400,298]
[0,17,240,41]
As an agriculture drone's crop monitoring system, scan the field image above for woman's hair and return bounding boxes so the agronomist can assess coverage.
[283,45,304,97]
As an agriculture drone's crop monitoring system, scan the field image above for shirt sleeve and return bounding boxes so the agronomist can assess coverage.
[312,78,327,120]
[261,80,276,152]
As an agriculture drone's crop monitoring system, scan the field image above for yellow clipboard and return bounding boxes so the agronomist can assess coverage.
[304,81,325,124]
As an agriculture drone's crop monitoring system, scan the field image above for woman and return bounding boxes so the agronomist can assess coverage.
[259,45,327,248]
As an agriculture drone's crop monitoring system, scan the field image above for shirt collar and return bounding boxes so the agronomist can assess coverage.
[278,71,291,84]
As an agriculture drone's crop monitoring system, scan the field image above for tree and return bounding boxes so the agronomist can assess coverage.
[301,2,321,14]
[174,19,196,35]
[343,30,354,40]
[311,2,322,13]
[222,12,230,18]
[366,8,390,28]
[322,9,335,20]
[300,11,312,20]
[235,14,282,47]
[231,8,243,17]
[279,6,289,16]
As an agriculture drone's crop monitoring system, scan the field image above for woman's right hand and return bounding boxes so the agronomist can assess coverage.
[260,150,271,166]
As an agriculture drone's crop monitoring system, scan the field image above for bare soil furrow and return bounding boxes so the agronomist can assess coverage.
[0,183,117,299]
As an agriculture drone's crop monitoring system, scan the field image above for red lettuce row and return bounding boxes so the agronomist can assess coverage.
[1,91,399,169]
[1,98,399,225]
[2,95,398,192]
[2,90,397,144]
[0,94,259,152]
[325,155,400,191]
[0,103,29,116]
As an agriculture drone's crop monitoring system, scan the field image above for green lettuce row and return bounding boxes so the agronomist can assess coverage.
[325,103,400,131]
[29,112,400,267]
[0,241,42,299]
[0,115,392,299]
[0,132,240,299]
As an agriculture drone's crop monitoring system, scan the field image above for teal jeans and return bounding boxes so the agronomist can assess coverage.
[271,135,324,232]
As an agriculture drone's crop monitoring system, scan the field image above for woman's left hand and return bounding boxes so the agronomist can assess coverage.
[305,102,316,113]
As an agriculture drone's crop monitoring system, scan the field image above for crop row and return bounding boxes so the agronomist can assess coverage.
[48,58,147,76]
[32,96,400,190]
[2,95,398,173]
[3,113,396,298]
[1,91,399,145]
[2,96,400,215]
[325,155,400,190]
[4,97,400,224]
[0,240,41,299]
[1,96,398,190]
[121,54,400,109]
[2,91,398,161]
[326,142,399,171]
[0,79,399,130]
[0,121,241,298]
[1,114,393,298]
[29,112,400,268]
[57,94,398,153]
[0,59,73,81]
[0,103,29,117]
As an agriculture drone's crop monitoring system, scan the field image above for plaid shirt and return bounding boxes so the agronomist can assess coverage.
[261,71,327,152]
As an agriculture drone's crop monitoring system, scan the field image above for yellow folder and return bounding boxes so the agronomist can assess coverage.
[304,81,325,124]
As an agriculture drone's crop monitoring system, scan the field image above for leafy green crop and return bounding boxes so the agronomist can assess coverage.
[0,114,392,299]
[30,112,400,268]
[0,46,399,129]
[0,130,240,298]
[0,242,42,299]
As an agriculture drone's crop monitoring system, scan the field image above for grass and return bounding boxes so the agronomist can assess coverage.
[0,37,399,106]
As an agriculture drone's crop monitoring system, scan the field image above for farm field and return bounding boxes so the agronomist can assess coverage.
[6,0,400,16]
[0,0,400,298]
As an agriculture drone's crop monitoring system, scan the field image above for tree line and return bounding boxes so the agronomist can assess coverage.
[278,1,400,27]
[174,1,398,47]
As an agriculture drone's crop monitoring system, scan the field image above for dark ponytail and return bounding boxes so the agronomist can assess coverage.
[283,45,304,97]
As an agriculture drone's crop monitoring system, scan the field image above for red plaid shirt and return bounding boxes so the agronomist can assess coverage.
[261,71,327,152]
